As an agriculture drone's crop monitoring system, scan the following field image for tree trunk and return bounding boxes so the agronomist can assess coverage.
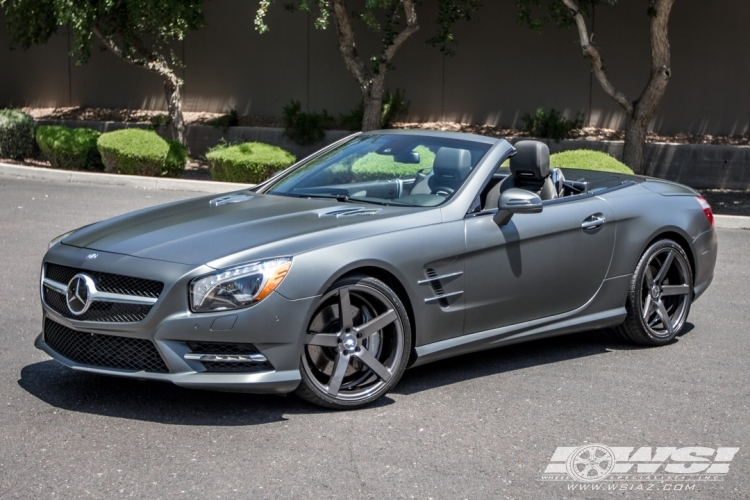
[623,114,647,174]
[362,95,383,132]
[163,75,186,147]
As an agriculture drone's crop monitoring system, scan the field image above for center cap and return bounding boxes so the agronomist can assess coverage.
[342,333,357,352]
[651,284,661,300]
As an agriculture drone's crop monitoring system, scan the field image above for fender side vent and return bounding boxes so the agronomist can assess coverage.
[425,268,449,308]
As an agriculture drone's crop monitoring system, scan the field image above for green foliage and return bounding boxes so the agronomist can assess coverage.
[515,0,616,32]
[0,109,36,160]
[550,149,634,174]
[283,100,334,146]
[522,108,584,142]
[4,0,206,68]
[96,128,186,177]
[36,125,103,170]
[323,145,436,183]
[148,114,171,130]
[381,88,410,127]
[427,0,482,55]
[206,109,239,133]
[206,142,296,184]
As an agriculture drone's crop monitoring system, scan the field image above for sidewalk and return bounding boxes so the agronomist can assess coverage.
[2,161,748,229]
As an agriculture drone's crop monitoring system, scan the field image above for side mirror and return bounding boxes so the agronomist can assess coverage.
[394,150,421,164]
[494,188,543,225]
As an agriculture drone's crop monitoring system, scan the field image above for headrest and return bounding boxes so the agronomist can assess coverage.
[510,141,550,181]
[432,147,472,184]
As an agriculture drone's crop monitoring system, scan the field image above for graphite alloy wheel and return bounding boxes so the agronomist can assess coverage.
[616,239,693,346]
[296,275,412,409]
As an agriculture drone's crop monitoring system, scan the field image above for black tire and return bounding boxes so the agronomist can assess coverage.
[295,275,412,410]
[616,239,693,346]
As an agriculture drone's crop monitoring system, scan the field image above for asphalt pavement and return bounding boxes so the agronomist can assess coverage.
[0,176,748,499]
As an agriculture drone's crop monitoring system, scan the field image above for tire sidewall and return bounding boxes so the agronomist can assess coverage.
[297,275,412,409]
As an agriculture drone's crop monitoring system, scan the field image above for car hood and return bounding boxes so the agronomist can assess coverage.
[61,191,436,266]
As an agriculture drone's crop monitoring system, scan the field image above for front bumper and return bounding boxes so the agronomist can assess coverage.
[38,245,318,394]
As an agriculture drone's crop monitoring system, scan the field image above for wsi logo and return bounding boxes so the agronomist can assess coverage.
[541,445,739,482]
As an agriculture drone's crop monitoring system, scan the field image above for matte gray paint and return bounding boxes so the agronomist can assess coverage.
[38,131,717,394]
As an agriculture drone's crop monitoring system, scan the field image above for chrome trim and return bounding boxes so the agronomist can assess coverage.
[424,291,463,303]
[42,278,158,305]
[184,353,268,363]
[417,271,463,285]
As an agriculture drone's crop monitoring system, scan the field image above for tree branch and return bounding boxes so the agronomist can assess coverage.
[330,0,369,90]
[382,0,419,64]
[560,0,633,115]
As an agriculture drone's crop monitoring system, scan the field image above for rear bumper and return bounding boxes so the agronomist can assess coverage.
[691,228,718,301]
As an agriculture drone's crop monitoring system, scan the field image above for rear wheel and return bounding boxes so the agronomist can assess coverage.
[296,275,412,409]
[616,239,693,346]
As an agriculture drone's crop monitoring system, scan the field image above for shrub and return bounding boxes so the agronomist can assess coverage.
[522,108,584,142]
[206,142,296,183]
[97,128,187,177]
[340,102,364,132]
[550,149,634,174]
[283,99,334,145]
[0,109,36,160]
[322,145,436,183]
[381,88,410,128]
[206,108,239,133]
[36,125,103,171]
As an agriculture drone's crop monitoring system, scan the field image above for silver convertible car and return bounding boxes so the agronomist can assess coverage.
[36,131,717,409]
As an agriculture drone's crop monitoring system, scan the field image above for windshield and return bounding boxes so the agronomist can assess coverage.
[265,134,493,207]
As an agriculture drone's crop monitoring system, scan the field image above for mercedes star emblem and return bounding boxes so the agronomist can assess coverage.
[66,274,95,315]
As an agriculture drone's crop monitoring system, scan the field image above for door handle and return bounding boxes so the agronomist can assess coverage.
[582,214,606,230]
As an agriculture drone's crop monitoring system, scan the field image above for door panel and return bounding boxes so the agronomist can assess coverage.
[463,197,615,334]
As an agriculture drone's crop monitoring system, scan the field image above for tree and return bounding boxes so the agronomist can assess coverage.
[3,0,206,146]
[256,0,479,132]
[517,0,676,174]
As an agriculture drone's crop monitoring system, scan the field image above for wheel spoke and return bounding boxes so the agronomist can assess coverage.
[662,284,690,296]
[326,352,350,396]
[654,250,675,284]
[355,309,397,338]
[645,267,655,287]
[642,294,653,320]
[355,348,392,382]
[656,300,674,335]
[338,288,353,332]
[304,333,339,347]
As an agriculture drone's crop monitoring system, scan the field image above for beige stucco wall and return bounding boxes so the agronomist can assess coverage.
[1,0,748,135]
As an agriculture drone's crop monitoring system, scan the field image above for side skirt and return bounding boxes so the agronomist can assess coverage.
[410,274,630,368]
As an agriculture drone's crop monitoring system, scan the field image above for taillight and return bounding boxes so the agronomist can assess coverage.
[695,196,714,227]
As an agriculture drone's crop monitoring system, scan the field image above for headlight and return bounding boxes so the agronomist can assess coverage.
[190,257,292,313]
[48,230,75,249]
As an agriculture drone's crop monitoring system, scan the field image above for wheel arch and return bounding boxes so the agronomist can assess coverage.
[337,266,417,360]
[644,230,696,285]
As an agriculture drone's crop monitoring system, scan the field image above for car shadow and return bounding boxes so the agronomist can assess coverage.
[18,325,694,424]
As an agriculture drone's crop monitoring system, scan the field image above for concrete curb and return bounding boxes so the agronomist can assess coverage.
[0,162,251,194]
[715,215,750,230]
[2,161,749,228]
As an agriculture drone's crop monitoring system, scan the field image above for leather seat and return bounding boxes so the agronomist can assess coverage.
[485,141,557,210]
[410,147,472,195]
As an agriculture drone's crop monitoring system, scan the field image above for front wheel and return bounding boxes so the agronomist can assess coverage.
[296,275,412,409]
[616,239,693,346]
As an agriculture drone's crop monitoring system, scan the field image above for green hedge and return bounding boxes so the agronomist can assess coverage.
[36,125,103,170]
[97,128,186,177]
[550,149,634,174]
[206,142,296,183]
[0,109,36,160]
[323,145,436,183]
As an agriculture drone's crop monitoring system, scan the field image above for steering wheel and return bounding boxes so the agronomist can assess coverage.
[433,186,455,197]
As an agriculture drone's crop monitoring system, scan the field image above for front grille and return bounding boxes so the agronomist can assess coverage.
[43,287,152,323]
[44,318,168,373]
[186,342,273,373]
[45,263,164,298]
